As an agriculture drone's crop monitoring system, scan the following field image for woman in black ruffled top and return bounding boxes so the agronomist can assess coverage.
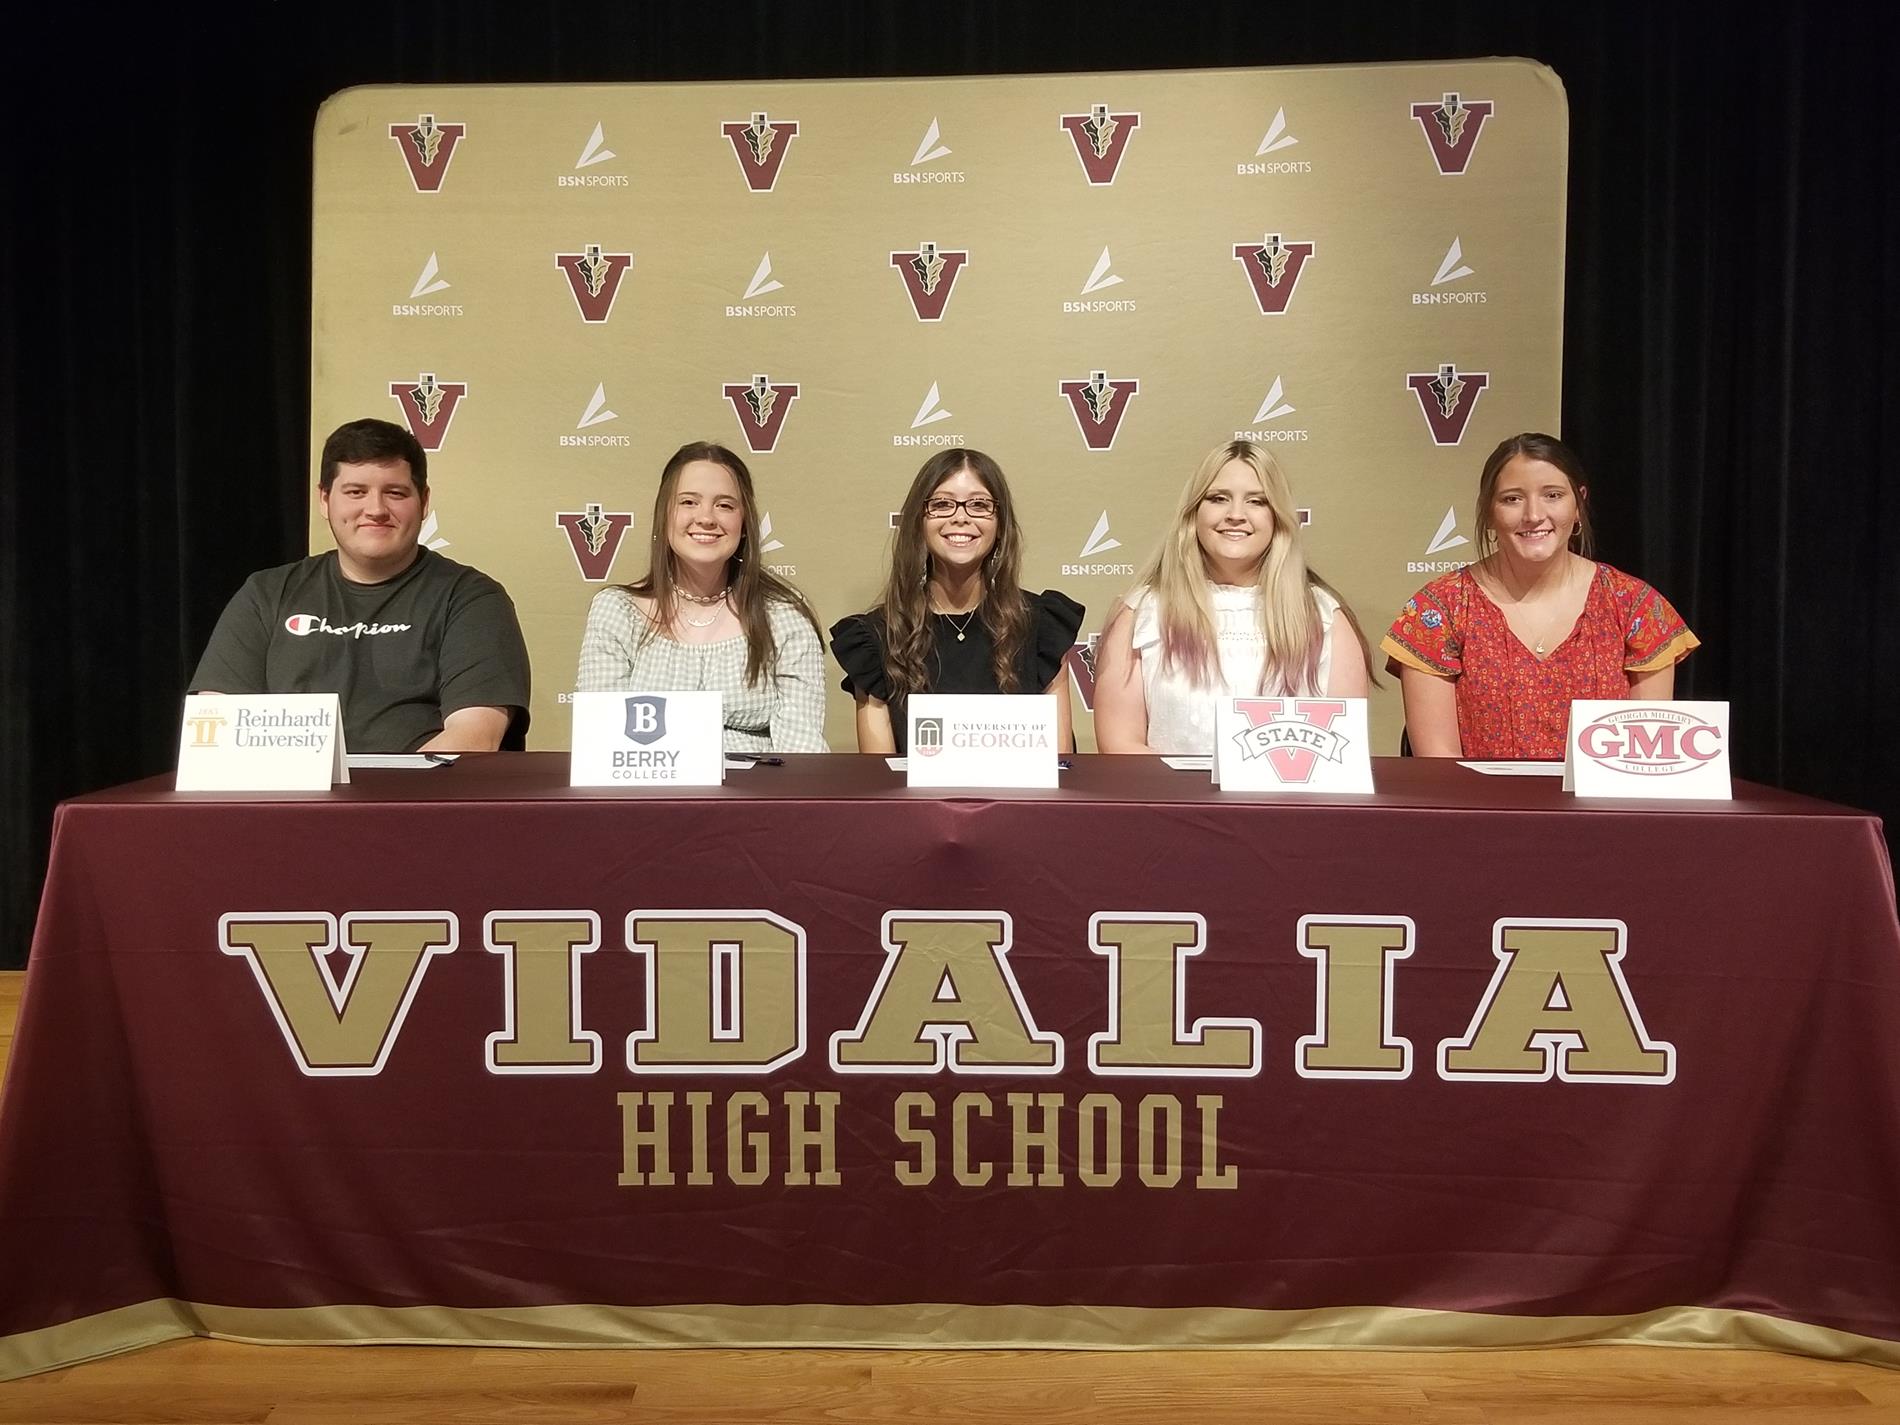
[829,449,1084,754]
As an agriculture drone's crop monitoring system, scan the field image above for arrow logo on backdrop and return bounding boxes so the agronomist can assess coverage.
[389,114,467,192]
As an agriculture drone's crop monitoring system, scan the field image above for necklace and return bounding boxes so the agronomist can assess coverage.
[675,589,725,628]
[1487,559,1578,657]
[676,585,728,605]
[940,608,978,643]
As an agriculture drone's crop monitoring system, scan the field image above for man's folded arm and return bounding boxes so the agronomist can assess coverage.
[420,705,511,753]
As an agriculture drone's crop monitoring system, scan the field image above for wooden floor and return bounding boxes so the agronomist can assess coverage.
[2,968,1896,1424]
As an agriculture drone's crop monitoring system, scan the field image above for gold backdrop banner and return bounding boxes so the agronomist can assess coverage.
[311,62,1567,750]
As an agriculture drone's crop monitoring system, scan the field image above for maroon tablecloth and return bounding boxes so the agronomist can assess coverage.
[3,755,1897,1375]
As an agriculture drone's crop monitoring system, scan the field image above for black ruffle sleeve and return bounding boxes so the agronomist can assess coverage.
[1026,589,1086,691]
[828,612,893,701]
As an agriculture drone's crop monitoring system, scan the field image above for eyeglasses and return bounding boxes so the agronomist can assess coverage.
[924,496,997,520]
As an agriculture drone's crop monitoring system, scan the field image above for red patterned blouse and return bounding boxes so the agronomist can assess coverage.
[1381,563,1699,760]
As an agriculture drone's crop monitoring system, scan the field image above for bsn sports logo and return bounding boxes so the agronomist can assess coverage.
[410,252,450,298]
[575,122,615,168]
[1233,375,1308,444]
[723,374,801,453]
[744,254,783,297]
[1077,512,1120,559]
[1064,248,1135,314]
[1059,103,1140,184]
[722,112,800,191]
[1410,93,1495,175]
[1238,107,1311,175]
[895,381,965,449]
[1080,247,1122,293]
[1575,708,1724,776]
[891,241,970,321]
[392,253,462,317]
[558,122,628,187]
[624,696,668,746]
[561,383,630,448]
[1231,699,1351,784]
[556,503,635,581]
[1406,363,1490,445]
[1061,514,1134,577]
[1413,238,1486,305]
[1409,508,1472,574]
[1059,371,1140,451]
[1233,233,1316,315]
[894,118,965,183]
[389,114,466,193]
[388,372,468,451]
[555,244,633,323]
[727,254,796,318]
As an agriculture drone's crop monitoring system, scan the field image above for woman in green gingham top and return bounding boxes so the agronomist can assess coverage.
[576,442,827,753]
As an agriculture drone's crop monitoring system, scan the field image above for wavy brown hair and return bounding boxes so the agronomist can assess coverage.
[626,441,818,684]
[876,449,1031,696]
[1474,432,1596,559]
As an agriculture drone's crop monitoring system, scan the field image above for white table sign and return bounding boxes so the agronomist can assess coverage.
[1215,697,1374,793]
[176,693,348,790]
[1563,700,1732,799]
[907,694,1059,789]
[570,691,725,788]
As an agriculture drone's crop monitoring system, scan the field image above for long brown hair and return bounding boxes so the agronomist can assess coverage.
[1474,432,1596,559]
[626,441,818,684]
[876,449,1031,696]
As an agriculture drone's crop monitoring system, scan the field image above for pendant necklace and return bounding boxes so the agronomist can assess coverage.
[941,608,978,643]
[1538,561,1588,655]
[676,590,723,629]
[1510,565,1574,657]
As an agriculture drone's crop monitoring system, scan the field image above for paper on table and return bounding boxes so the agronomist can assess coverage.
[1459,760,1564,776]
[346,754,456,770]
[1162,756,1213,771]
[885,757,908,771]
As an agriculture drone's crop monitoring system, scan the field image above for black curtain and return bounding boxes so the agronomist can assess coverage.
[4,3,1894,968]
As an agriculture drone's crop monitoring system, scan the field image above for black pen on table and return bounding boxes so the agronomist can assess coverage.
[730,753,784,766]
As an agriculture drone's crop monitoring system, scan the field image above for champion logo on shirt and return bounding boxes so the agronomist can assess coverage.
[285,614,414,639]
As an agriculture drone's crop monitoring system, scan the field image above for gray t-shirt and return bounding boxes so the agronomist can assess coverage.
[190,549,532,753]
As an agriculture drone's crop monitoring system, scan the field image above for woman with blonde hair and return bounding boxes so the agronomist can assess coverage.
[830,448,1083,754]
[1094,439,1368,754]
[576,441,826,752]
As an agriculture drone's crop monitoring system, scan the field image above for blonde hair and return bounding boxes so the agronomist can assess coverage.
[1136,440,1329,694]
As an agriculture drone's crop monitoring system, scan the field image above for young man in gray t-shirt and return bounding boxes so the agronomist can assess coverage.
[191,419,531,753]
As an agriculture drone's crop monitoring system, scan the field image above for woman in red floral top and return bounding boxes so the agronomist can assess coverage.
[1382,433,1698,760]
